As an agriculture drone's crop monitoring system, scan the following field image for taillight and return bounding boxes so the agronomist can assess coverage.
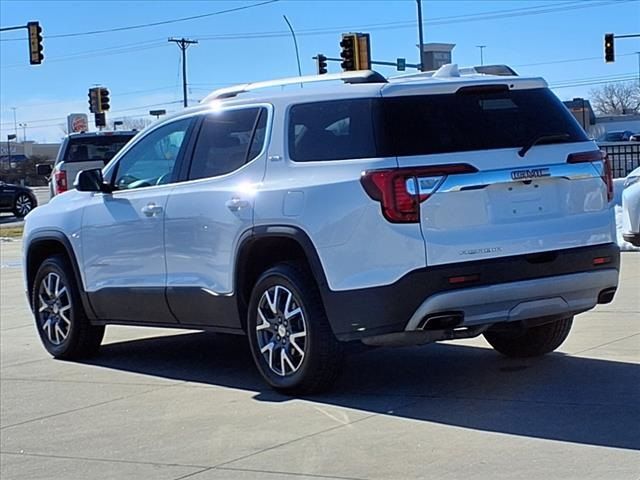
[361,164,477,223]
[567,150,613,203]
[54,170,68,193]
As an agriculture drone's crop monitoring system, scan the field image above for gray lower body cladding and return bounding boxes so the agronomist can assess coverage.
[322,243,620,341]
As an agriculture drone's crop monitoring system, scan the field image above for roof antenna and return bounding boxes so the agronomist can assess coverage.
[433,63,460,78]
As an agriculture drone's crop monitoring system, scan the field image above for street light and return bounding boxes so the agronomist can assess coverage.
[476,45,486,66]
[113,120,123,131]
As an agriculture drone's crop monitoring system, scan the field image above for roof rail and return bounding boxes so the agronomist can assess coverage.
[201,70,387,102]
[390,64,518,82]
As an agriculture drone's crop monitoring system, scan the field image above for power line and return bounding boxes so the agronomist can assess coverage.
[0,0,279,42]
[192,0,630,41]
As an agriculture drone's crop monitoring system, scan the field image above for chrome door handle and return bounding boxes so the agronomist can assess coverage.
[225,197,250,212]
[141,203,163,217]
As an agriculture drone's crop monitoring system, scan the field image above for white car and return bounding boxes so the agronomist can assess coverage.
[622,166,640,246]
[37,130,136,197]
[22,65,620,394]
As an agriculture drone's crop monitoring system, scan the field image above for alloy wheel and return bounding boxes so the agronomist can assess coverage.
[37,272,71,345]
[15,194,33,216]
[255,285,307,376]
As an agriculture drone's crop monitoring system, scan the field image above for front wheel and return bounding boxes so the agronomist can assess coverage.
[247,263,344,395]
[32,255,105,359]
[13,194,34,217]
[483,316,573,358]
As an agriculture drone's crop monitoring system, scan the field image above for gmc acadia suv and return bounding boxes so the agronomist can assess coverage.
[23,65,620,394]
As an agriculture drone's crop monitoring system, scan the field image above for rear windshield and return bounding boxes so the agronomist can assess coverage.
[63,134,135,163]
[288,88,587,161]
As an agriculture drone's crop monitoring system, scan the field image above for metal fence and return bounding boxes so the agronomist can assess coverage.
[598,142,640,178]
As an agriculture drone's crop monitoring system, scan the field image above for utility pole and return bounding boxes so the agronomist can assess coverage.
[476,45,486,66]
[416,0,425,71]
[169,37,198,108]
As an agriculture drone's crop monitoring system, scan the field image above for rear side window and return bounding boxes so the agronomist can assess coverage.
[380,88,588,156]
[63,134,134,163]
[189,107,267,180]
[288,99,377,162]
[286,88,587,161]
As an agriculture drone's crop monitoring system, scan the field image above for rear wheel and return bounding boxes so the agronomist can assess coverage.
[484,316,573,357]
[32,255,104,359]
[247,263,343,395]
[13,194,34,217]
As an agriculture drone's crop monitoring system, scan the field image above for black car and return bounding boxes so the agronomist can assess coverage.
[0,181,38,217]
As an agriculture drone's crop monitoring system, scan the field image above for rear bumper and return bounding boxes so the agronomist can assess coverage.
[404,269,618,330]
[623,232,640,247]
[323,243,620,341]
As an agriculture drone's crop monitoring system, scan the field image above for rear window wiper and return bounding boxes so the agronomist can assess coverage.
[518,133,571,157]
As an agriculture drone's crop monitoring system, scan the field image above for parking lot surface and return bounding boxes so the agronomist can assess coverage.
[1,240,638,480]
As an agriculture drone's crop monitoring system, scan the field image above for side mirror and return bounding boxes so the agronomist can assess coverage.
[74,169,111,193]
[36,163,53,176]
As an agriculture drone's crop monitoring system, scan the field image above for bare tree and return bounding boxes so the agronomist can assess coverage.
[589,81,640,115]
[58,123,68,135]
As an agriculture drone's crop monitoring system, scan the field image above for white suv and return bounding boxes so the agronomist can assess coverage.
[23,65,620,394]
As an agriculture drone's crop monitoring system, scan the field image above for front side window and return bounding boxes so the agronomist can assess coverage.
[113,118,191,190]
[188,107,267,180]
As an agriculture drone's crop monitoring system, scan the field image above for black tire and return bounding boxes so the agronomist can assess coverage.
[247,263,344,395]
[31,255,104,359]
[13,193,34,218]
[483,316,573,358]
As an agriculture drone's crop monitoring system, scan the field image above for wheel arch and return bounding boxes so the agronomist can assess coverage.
[234,225,329,330]
[26,231,96,318]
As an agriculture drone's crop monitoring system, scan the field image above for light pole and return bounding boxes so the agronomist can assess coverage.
[417,0,425,71]
[476,45,486,66]
[283,15,303,87]
[11,107,17,137]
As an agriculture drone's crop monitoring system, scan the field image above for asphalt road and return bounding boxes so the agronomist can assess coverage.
[1,241,638,480]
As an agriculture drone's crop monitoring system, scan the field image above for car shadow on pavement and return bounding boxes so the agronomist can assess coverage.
[80,331,640,451]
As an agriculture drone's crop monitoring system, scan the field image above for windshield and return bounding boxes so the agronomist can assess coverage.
[379,87,587,157]
[62,134,135,163]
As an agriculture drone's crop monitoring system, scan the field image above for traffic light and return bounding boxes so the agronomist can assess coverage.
[88,88,100,113]
[316,54,328,75]
[99,88,110,112]
[340,33,371,71]
[604,33,615,63]
[340,34,357,71]
[27,21,43,65]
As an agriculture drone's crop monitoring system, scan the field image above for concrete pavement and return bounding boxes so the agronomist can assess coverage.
[1,239,638,479]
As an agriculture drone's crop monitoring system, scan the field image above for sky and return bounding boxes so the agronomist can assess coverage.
[1,0,639,143]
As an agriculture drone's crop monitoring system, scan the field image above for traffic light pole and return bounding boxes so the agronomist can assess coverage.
[313,56,420,71]
[169,38,198,108]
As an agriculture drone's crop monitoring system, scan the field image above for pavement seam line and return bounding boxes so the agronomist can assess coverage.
[0,450,210,470]
[212,396,425,472]
[217,465,368,480]
[572,331,640,355]
[0,383,179,430]
[1,377,173,387]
